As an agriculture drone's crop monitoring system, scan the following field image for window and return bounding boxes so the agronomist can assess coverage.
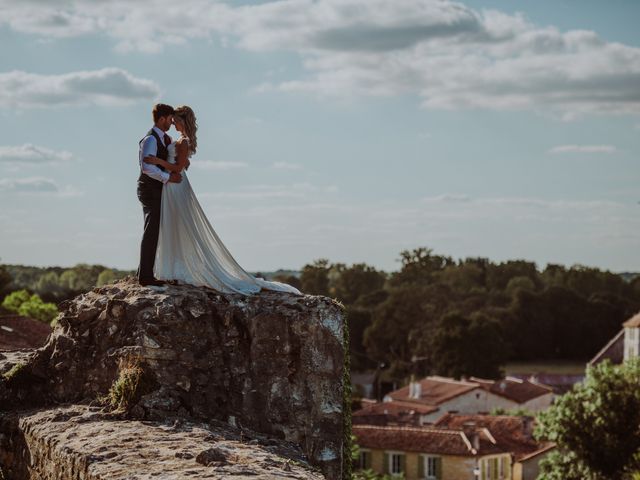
[391,453,403,474]
[385,451,405,476]
[358,450,371,470]
[425,456,438,479]
[479,457,504,480]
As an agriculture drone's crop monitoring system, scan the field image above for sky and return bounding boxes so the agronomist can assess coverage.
[0,0,638,273]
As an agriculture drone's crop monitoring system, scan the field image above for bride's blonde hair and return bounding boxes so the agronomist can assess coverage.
[174,105,198,155]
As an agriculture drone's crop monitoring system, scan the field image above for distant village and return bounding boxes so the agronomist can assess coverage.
[349,311,640,480]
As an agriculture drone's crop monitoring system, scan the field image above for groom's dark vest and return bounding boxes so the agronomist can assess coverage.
[138,128,169,191]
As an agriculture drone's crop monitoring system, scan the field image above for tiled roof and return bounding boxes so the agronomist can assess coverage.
[623,311,640,328]
[434,413,547,460]
[385,376,479,405]
[353,400,438,426]
[516,443,556,462]
[468,376,553,403]
[353,424,501,456]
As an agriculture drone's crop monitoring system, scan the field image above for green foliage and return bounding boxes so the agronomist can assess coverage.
[2,289,58,323]
[2,362,25,381]
[97,269,117,286]
[490,407,534,416]
[426,311,508,379]
[2,289,31,312]
[332,263,386,305]
[297,246,639,385]
[0,262,11,295]
[300,259,331,296]
[343,306,353,480]
[536,358,640,480]
[1,263,134,303]
[102,355,152,411]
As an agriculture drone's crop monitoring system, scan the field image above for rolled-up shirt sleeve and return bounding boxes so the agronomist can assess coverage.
[139,135,170,184]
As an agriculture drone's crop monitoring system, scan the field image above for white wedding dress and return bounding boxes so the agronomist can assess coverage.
[154,138,302,296]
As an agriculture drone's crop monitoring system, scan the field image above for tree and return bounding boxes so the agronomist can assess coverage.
[97,269,117,286]
[35,271,62,297]
[300,259,331,296]
[2,289,31,312]
[425,311,508,379]
[536,358,640,480]
[0,262,12,295]
[333,263,387,305]
[2,289,58,323]
[505,275,536,297]
[390,247,454,287]
[364,283,447,380]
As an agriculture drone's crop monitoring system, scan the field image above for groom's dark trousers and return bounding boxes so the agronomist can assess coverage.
[136,184,162,280]
[137,129,169,281]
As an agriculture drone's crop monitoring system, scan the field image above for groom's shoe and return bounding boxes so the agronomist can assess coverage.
[139,277,167,287]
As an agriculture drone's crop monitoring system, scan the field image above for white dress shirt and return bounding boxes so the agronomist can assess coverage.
[139,126,171,184]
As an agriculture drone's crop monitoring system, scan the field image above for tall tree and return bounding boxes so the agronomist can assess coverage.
[300,258,331,296]
[426,311,507,379]
[536,358,640,480]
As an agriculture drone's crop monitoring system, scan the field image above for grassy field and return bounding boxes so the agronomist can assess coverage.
[504,360,586,375]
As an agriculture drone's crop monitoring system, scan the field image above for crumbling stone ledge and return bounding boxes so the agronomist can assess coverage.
[0,277,349,479]
[0,404,325,479]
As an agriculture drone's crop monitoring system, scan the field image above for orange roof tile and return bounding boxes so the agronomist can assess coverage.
[385,376,480,405]
[468,376,553,403]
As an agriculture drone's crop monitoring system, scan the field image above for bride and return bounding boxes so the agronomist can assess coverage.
[143,105,302,296]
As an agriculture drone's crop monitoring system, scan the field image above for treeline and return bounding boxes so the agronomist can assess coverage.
[297,248,640,382]
[0,263,134,304]
[2,251,639,382]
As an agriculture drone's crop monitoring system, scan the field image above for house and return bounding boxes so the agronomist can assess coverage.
[382,375,553,422]
[589,311,640,367]
[511,444,556,480]
[507,373,584,395]
[353,414,555,480]
[353,399,439,427]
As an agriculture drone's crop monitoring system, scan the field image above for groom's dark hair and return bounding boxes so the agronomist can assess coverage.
[152,103,175,122]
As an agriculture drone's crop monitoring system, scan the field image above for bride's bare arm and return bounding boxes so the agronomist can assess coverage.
[175,139,191,171]
[143,155,182,172]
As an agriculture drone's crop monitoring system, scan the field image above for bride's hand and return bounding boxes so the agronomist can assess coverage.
[143,156,159,165]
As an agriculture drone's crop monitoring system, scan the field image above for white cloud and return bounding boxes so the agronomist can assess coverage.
[548,144,618,154]
[1,1,640,116]
[0,68,160,109]
[0,144,73,165]
[0,177,58,193]
[220,0,640,117]
[192,160,249,170]
[272,161,303,170]
[199,182,338,200]
[0,177,82,196]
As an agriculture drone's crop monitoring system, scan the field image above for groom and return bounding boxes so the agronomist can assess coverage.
[136,103,182,286]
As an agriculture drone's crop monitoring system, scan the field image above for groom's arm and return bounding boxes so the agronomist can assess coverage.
[139,135,170,184]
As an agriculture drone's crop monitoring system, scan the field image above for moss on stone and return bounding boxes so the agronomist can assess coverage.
[2,362,25,381]
[103,355,152,411]
[343,308,353,480]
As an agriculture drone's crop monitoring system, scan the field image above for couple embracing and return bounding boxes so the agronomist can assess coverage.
[136,103,302,296]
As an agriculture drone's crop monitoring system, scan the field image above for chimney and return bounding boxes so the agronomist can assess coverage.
[462,421,480,451]
[409,375,421,399]
[413,382,422,399]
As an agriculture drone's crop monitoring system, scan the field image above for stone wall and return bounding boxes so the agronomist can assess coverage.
[0,277,347,479]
